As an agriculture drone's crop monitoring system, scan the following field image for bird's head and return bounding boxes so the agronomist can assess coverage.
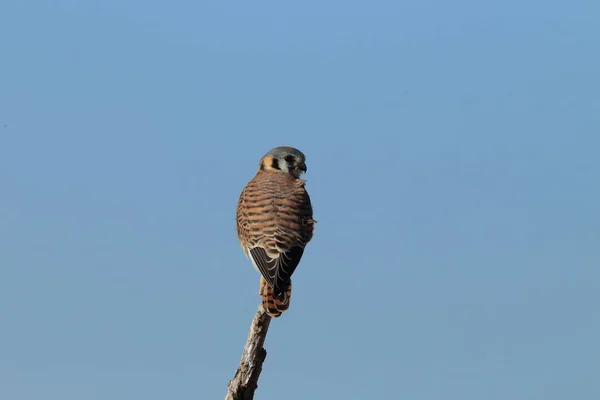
[258,146,307,178]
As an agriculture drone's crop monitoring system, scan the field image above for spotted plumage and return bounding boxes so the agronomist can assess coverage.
[237,146,315,317]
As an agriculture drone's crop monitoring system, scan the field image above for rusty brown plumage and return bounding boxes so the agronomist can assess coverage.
[237,147,315,317]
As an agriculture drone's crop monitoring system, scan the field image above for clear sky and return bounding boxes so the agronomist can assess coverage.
[1,1,599,399]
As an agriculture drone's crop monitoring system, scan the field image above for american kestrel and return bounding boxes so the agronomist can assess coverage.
[236,146,315,318]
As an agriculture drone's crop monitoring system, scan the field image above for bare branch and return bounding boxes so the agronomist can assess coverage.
[225,306,272,400]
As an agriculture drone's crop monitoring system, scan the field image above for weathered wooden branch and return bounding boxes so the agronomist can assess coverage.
[225,305,272,400]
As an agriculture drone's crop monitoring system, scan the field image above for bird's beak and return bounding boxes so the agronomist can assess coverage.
[299,162,307,173]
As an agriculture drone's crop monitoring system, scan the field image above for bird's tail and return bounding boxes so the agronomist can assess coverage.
[259,277,292,318]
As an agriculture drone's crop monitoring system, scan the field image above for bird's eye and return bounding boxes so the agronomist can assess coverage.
[284,155,295,163]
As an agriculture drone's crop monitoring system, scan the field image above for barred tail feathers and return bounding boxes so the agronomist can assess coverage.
[259,277,292,318]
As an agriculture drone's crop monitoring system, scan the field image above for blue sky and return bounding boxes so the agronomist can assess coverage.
[1,1,599,399]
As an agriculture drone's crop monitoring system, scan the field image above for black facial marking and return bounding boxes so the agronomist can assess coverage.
[271,158,280,170]
[259,161,265,170]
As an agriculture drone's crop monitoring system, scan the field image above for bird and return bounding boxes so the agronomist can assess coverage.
[236,146,315,317]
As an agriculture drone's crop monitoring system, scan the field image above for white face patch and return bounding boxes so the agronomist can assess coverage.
[277,158,290,173]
